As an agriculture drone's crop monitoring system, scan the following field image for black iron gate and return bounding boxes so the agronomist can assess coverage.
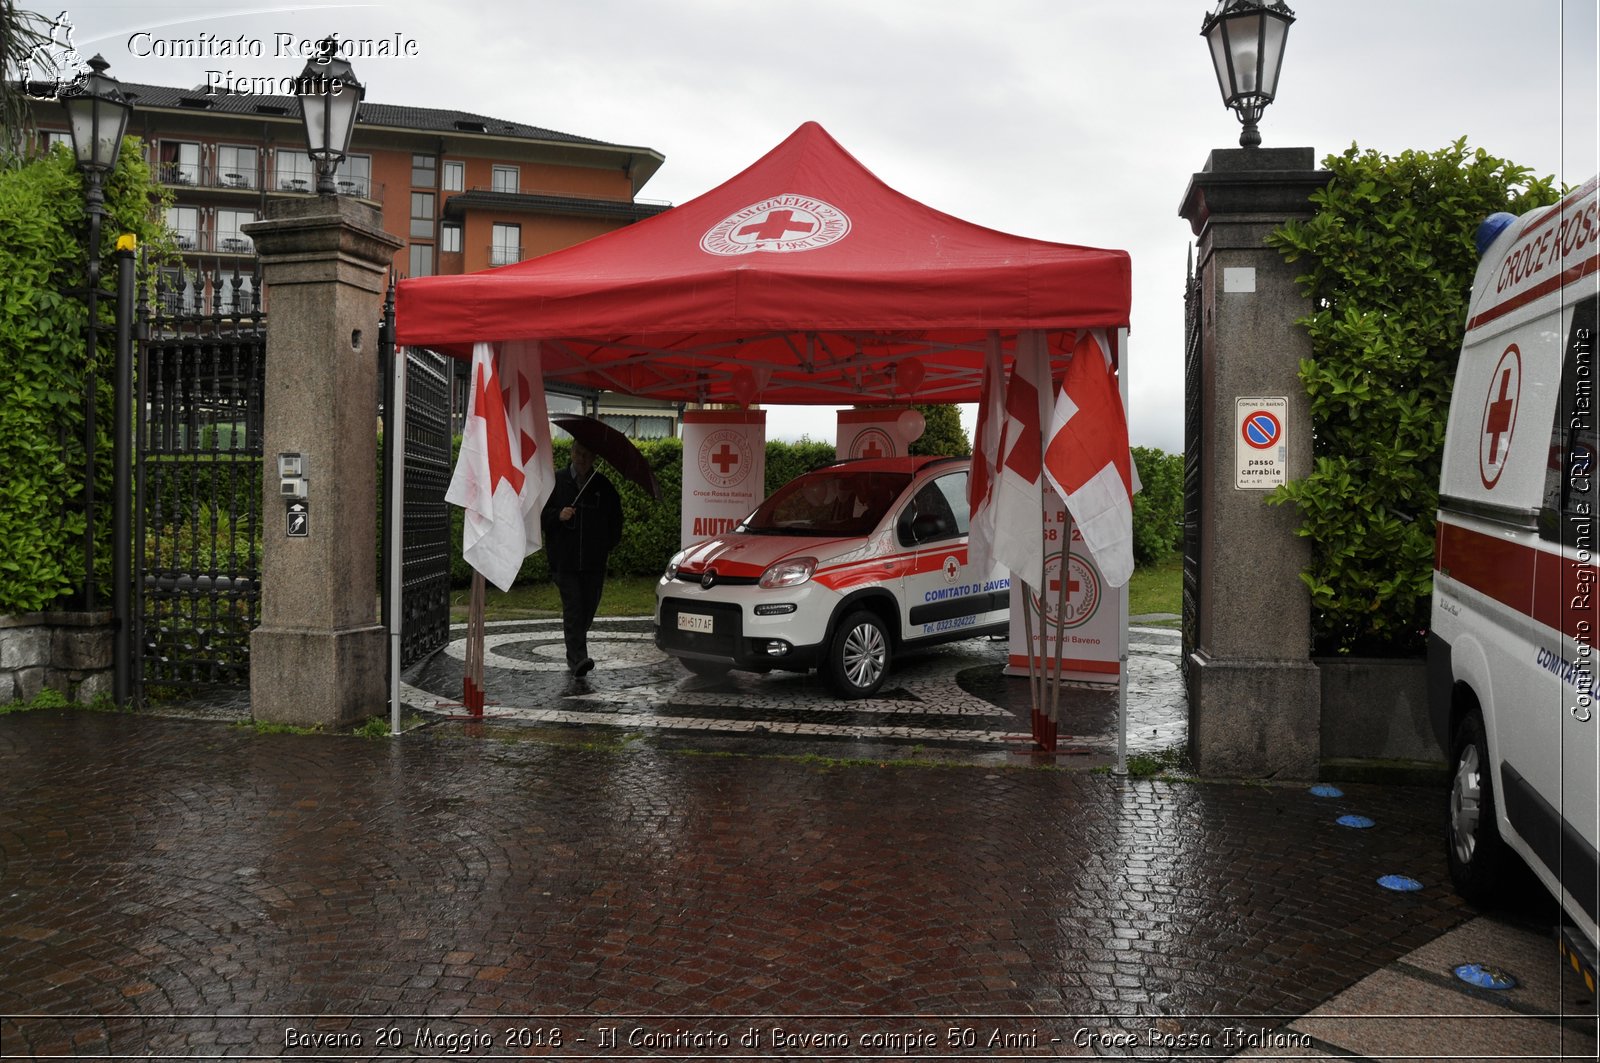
[380,284,453,669]
[1181,245,1202,679]
[134,268,265,701]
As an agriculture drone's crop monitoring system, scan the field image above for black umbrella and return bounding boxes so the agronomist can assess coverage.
[550,414,662,500]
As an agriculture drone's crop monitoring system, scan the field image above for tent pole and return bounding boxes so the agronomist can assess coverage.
[1113,326,1132,776]
[388,347,408,736]
[1050,540,1070,750]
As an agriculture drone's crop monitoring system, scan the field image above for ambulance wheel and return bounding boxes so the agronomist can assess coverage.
[826,610,890,699]
[680,657,731,678]
[1446,708,1513,904]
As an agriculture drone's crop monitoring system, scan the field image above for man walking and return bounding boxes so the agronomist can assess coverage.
[540,442,624,676]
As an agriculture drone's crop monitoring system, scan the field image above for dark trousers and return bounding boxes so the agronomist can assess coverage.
[552,569,605,667]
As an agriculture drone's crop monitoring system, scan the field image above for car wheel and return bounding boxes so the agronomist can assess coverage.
[826,610,890,699]
[1446,707,1514,904]
[680,657,731,678]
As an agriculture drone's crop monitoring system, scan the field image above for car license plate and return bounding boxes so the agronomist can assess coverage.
[677,612,714,633]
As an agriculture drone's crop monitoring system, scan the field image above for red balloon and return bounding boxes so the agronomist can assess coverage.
[730,367,758,407]
[894,359,926,396]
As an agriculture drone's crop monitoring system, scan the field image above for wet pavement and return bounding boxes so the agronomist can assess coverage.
[396,618,1189,768]
[2,620,1596,1059]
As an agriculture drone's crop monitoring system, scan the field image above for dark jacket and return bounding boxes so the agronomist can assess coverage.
[541,466,623,573]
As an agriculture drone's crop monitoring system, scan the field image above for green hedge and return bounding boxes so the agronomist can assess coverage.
[1131,446,1182,566]
[440,434,1181,587]
[0,143,174,612]
[1266,140,1558,655]
[446,436,843,586]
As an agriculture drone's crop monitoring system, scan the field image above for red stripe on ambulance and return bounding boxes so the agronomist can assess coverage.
[1436,520,1598,642]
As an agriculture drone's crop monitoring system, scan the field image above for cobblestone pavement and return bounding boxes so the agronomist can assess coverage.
[396,619,1187,767]
[3,621,1594,1059]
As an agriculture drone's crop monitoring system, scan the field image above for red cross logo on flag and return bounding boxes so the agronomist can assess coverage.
[1043,331,1137,589]
[445,342,555,591]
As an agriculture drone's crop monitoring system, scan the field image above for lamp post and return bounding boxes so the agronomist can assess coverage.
[61,53,131,610]
[294,38,364,195]
[1200,0,1296,148]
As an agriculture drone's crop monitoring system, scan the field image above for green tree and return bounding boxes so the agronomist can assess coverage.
[1266,140,1558,655]
[1,2,50,161]
[0,140,174,611]
[908,403,970,457]
[1130,446,1182,566]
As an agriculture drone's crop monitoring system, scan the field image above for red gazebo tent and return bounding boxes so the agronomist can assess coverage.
[395,121,1131,402]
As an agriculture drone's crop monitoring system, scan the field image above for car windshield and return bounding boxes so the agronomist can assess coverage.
[739,470,912,537]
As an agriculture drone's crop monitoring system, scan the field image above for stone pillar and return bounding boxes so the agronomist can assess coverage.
[245,197,402,727]
[1178,148,1330,779]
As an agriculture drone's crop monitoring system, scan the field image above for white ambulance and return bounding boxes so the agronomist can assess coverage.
[1431,175,1599,984]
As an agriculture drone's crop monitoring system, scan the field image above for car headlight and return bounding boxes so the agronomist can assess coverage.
[664,549,687,580]
[760,556,816,589]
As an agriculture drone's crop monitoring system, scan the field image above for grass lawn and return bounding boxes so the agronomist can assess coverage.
[450,575,661,622]
[1128,555,1182,620]
[452,555,1183,624]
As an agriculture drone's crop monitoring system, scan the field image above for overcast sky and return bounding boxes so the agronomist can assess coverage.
[47,1,1600,452]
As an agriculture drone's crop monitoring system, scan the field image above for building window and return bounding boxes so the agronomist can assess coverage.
[599,414,675,441]
[412,153,436,187]
[334,154,372,197]
[409,243,435,278]
[492,165,519,194]
[40,129,71,153]
[442,160,464,192]
[158,268,194,313]
[440,223,462,254]
[216,209,256,253]
[165,206,199,250]
[158,141,200,185]
[218,273,256,315]
[490,223,520,266]
[275,150,315,191]
[216,145,257,188]
[410,192,435,239]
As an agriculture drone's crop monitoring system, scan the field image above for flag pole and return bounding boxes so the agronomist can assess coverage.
[1050,540,1070,751]
[1021,594,1043,745]
[464,571,485,716]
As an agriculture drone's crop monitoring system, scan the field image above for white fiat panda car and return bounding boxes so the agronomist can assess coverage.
[655,456,1010,697]
[1431,176,1598,982]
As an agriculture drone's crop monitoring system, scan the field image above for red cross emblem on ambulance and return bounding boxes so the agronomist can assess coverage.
[1478,344,1521,489]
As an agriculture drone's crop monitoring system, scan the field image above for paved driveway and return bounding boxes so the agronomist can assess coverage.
[400,618,1187,765]
[2,620,1593,1059]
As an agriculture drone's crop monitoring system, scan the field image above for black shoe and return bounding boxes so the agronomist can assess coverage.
[573,657,594,677]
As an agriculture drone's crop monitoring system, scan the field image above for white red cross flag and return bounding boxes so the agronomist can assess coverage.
[966,333,1005,575]
[986,331,1050,592]
[1043,330,1136,588]
[445,341,554,592]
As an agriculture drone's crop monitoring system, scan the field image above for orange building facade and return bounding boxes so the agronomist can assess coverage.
[29,83,685,436]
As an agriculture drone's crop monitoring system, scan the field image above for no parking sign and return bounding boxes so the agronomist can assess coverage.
[1236,397,1287,489]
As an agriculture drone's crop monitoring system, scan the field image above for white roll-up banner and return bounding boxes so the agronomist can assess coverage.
[680,409,767,548]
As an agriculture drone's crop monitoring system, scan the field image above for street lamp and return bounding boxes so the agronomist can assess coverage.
[60,53,131,611]
[1200,0,1296,148]
[294,38,364,195]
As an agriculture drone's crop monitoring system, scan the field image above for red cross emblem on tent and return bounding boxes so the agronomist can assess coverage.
[1479,345,1521,489]
[701,193,851,256]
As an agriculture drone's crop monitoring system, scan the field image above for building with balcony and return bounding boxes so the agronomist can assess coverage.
[28,81,684,436]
